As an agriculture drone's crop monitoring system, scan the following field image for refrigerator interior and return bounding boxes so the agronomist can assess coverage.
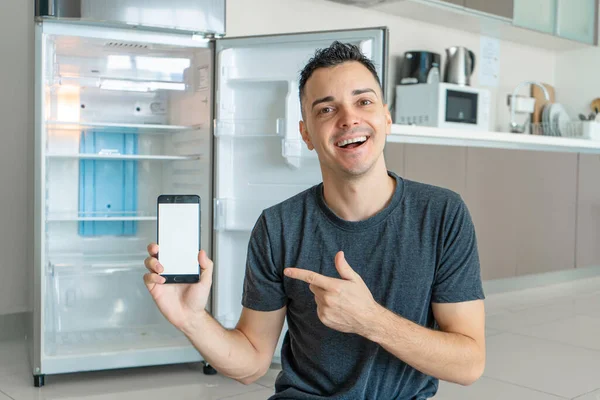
[39,30,213,363]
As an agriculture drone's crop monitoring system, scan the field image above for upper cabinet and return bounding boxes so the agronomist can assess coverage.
[555,0,597,44]
[330,0,598,48]
[513,0,596,44]
[513,0,556,34]
[465,0,514,19]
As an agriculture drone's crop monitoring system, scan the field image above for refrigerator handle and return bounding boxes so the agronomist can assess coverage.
[281,80,303,169]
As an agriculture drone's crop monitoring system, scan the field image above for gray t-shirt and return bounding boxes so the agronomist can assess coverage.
[242,171,485,400]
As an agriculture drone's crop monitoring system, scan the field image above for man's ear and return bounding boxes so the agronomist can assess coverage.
[299,120,315,150]
[384,104,392,136]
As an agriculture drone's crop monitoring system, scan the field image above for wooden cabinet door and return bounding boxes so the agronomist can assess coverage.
[465,148,577,280]
[465,0,514,18]
[402,144,467,196]
[576,154,600,268]
[404,144,467,196]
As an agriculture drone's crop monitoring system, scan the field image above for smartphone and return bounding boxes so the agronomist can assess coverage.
[157,194,201,284]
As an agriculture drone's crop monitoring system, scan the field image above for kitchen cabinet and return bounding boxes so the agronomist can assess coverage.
[513,0,556,34]
[357,0,596,49]
[383,144,405,177]
[385,141,584,281]
[556,0,596,44]
[402,144,467,196]
[576,154,600,268]
[465,148,519,280]
[510,151,578,276]
[512,0,597,44]
[464,148,577,280]
[465,0,514,19]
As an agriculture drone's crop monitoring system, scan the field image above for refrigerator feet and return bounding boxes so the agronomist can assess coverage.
[33,374,45,387]
[202,362,217,375]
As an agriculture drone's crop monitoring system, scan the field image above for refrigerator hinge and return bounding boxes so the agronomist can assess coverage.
[192,32,223,41]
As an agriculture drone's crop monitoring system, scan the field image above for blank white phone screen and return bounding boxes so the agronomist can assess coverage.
[158,203,200,275]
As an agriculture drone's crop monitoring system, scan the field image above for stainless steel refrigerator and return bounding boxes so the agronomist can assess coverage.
[32,0,388,387]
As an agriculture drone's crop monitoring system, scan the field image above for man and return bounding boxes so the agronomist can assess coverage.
[144,41,485,399]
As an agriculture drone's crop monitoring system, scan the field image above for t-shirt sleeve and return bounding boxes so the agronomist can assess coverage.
[241,212,287,311]
[432,197,485,303]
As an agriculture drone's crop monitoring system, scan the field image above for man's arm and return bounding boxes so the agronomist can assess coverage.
[362,300,485,386]
[284,251,485,386]
[181,306,286,385]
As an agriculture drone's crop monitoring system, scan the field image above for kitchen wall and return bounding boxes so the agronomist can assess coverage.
[0,1,34,316]
[225,0,557,133]
[555,47,600,119]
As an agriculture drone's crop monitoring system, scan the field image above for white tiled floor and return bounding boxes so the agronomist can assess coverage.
[1,276,600,399]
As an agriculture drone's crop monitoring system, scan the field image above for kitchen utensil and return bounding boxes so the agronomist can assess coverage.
[399,51,441,85]
[444,46,475,86]
[542,103,551,135]
[591,98,600,114]
[589,113,596,121]
[548,103,570,137]
[579,113,587,121]
[531,83,555,127]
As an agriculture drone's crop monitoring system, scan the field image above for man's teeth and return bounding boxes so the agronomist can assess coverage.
[337,136,368,147]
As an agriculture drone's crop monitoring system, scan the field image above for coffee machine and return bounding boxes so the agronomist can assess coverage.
[399,51,441,85]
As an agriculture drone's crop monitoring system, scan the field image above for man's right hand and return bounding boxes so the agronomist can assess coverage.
[143,243,213,331]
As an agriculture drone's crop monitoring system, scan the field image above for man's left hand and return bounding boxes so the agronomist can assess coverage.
[284,251,383,336]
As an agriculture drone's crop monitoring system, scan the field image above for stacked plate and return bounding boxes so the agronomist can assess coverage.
[542,103,571,137]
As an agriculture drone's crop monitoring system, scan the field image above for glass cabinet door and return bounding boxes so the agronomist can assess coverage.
[513,0,557,34]
[556,0,596,44]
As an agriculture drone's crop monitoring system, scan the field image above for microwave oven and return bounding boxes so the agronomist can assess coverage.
[394,83,491,131]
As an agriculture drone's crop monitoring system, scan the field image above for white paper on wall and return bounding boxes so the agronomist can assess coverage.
[479,36,500,87]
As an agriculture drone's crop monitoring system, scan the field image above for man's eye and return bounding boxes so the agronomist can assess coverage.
[360,99,373,106]
[320,107,333,114]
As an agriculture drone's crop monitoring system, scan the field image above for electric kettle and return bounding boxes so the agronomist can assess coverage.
[444,46,475,86]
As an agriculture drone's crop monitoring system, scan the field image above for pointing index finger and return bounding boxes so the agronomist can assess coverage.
[284,268,337,290]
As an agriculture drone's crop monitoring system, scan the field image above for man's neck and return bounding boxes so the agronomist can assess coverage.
[321,161,396,222]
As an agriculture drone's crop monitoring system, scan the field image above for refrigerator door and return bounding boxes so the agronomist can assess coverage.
[213,28,387,358]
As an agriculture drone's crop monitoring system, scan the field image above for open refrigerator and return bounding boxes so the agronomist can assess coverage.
[33,12,387,386]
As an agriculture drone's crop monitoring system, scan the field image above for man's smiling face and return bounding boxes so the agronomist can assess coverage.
[299,61,392,178]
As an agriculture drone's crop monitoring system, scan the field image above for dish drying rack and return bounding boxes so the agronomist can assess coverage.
[528,120,600,140]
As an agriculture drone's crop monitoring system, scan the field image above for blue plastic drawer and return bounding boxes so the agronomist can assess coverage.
[78,131,138,236]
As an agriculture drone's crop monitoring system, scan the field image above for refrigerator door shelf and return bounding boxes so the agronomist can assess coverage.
[214,197,286,232]
[215,118,285,137]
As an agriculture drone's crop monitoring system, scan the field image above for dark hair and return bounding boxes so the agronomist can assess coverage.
[299,41,382,113]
